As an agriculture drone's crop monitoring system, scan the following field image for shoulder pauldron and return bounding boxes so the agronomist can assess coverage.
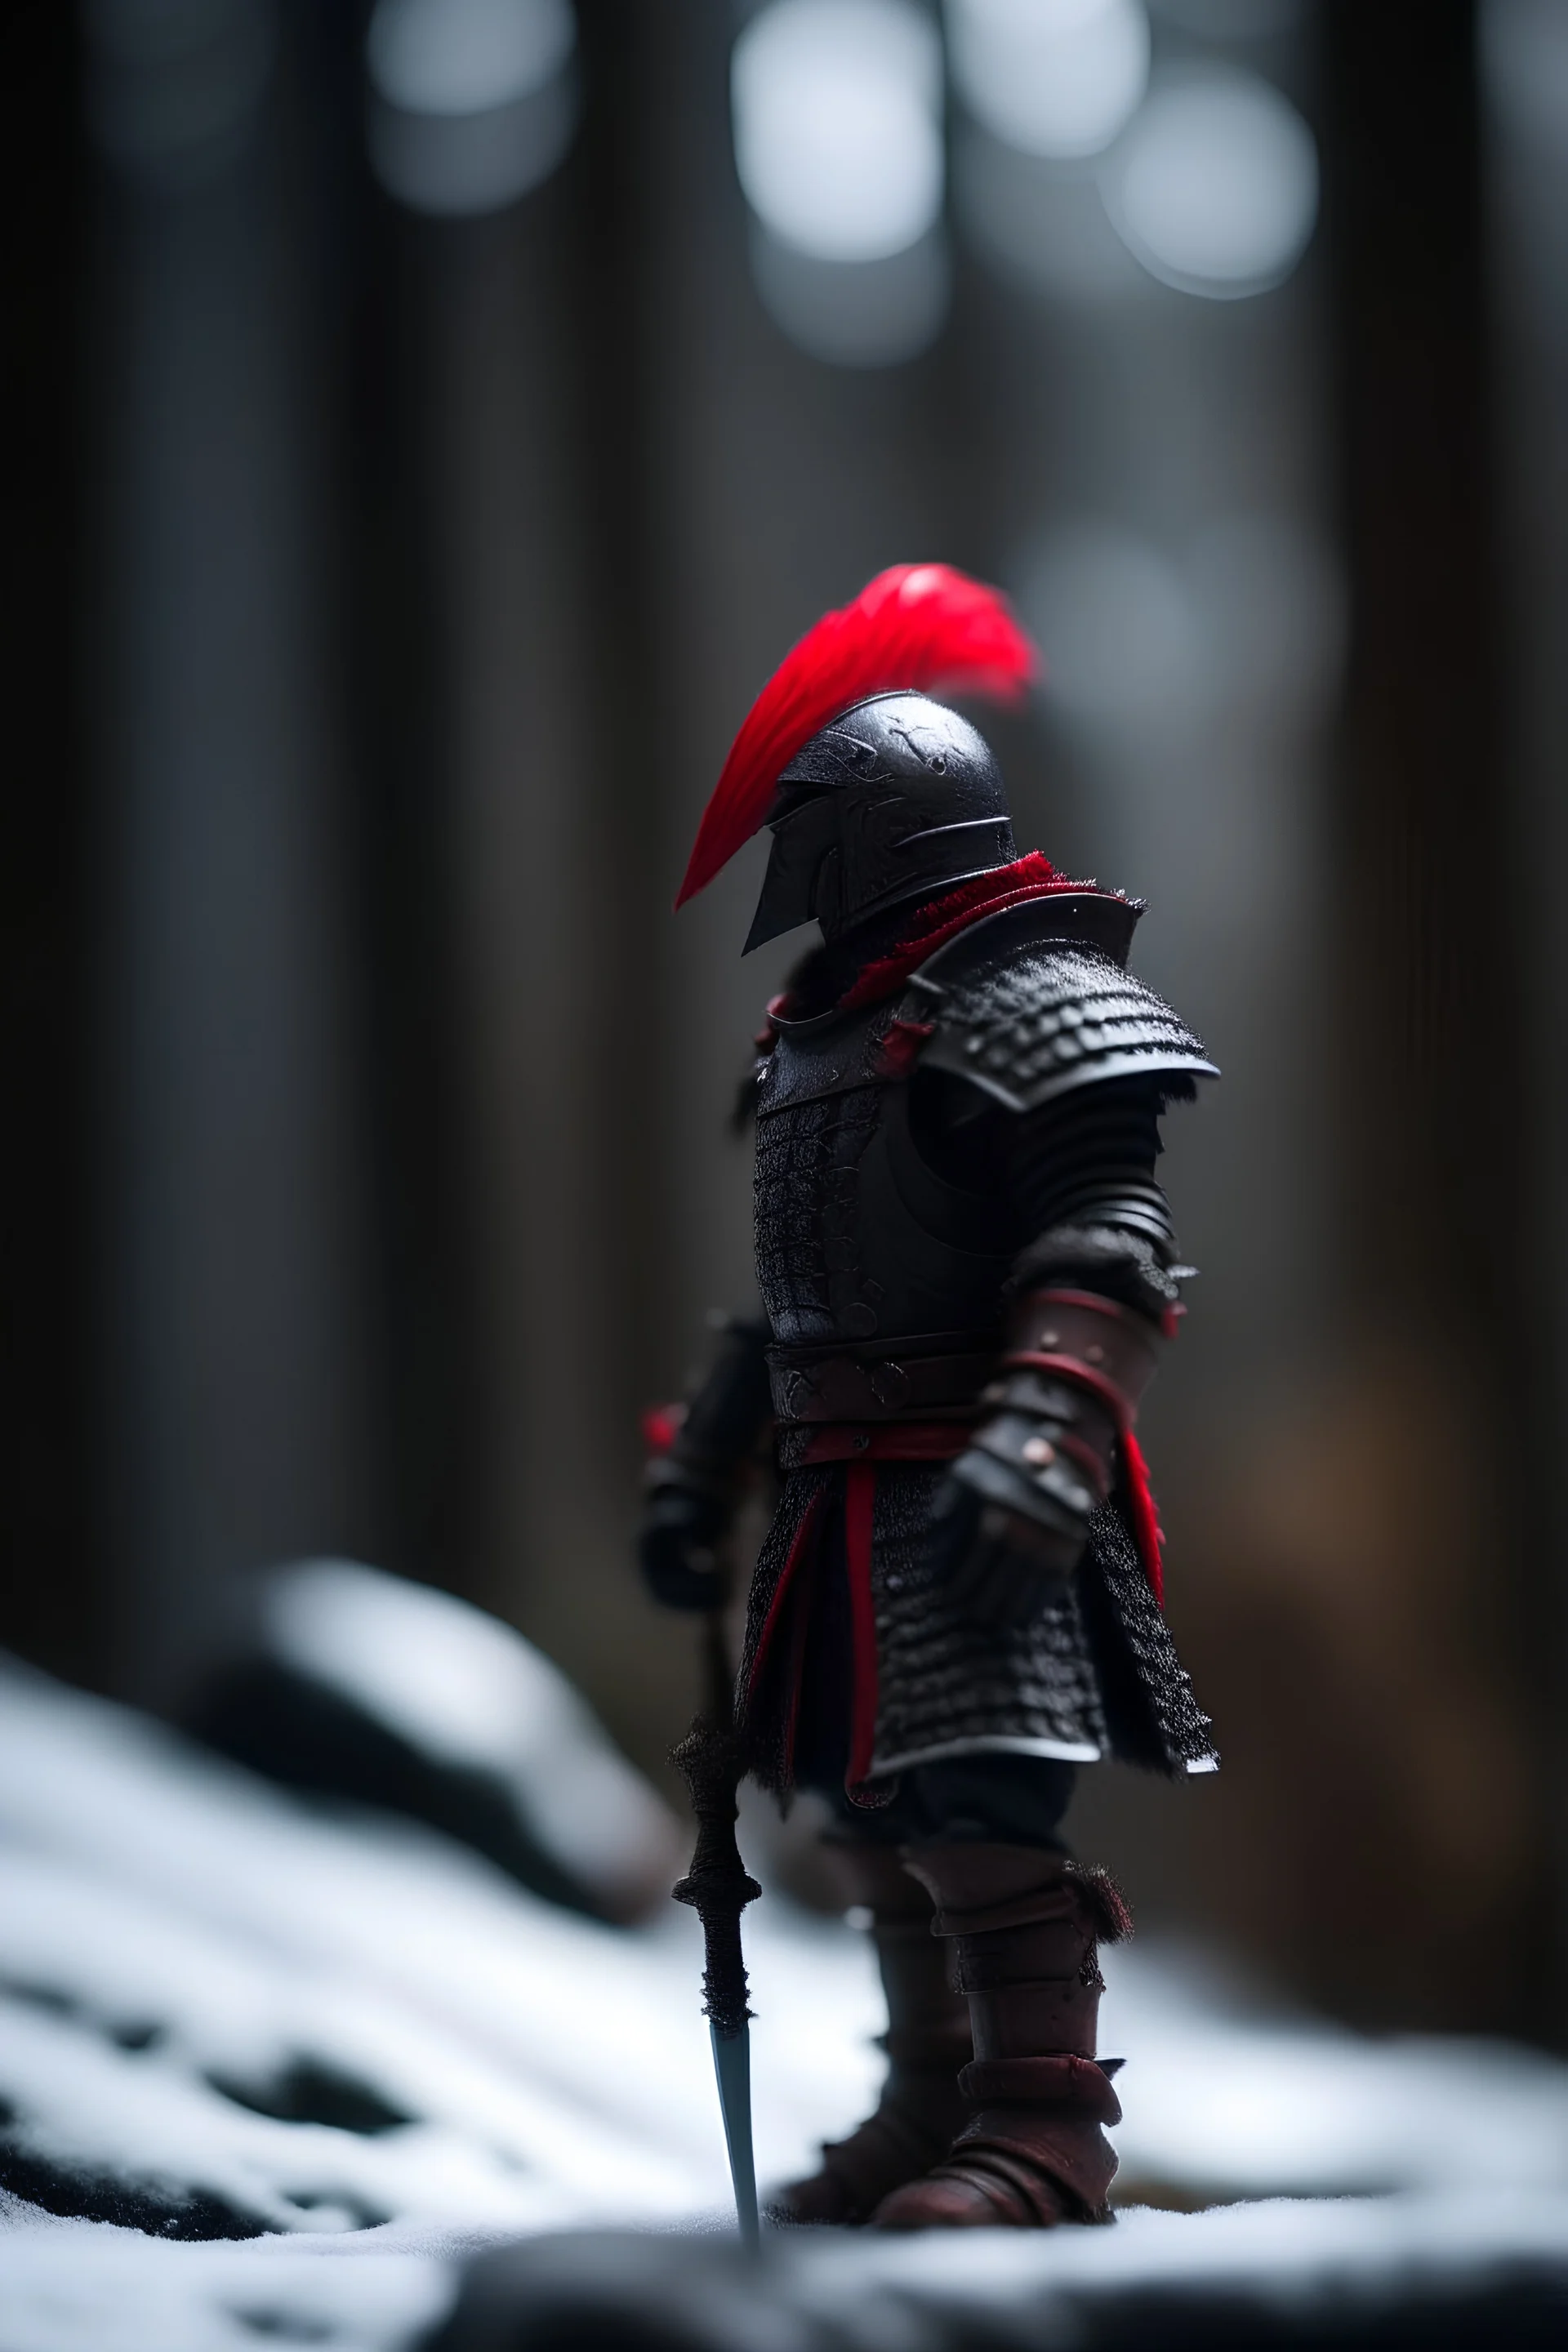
[911,895,1217,1113]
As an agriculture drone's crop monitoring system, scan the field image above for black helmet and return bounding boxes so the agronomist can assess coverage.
[744,691,1015,951]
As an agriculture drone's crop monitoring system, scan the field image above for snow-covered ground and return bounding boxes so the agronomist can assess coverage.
[2,1650,1567,2350]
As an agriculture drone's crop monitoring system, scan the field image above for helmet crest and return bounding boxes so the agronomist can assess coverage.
[676,564,1037,908]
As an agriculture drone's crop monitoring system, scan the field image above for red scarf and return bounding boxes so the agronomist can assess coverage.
[836,851,1120,1013]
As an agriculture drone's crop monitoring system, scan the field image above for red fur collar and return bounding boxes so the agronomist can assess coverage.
[836,852,1107,1012]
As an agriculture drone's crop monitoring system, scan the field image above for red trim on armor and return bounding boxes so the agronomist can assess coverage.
[875,1018,935,1079]
[1004,1352,1134,1431]
[1120,1428,1165,1610]
[1033,1288,1141,1324]
[780,1528,815,1784]
[639,1403,684,1455]
[844,1463,881,1798]
[1007,1332,1167,1605]
[746,1484,826,1707]
[1054,1428,1114,1500]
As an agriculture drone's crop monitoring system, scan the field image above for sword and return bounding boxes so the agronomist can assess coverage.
[672,1610,761,2250]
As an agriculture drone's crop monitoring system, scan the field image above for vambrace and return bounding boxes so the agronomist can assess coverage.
[935,1287,1168,1631]
[932,1072,1194,1625]
[1011,1222,1188,1324]
[639,1315,773,1612]
[978,1288,1164,1530]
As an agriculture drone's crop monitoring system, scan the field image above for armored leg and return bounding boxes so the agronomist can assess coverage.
[870,1842,1129,2230]
[775,1840,973,2225]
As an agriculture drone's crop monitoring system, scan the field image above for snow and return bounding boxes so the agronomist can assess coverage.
[0,2216,448,2352]
[251,1558,684,1915]
[2,1650,1567,2349]
[1098,1944,1568,2201]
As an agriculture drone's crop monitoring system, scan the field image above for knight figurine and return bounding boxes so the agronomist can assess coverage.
[641,565,1218,2231]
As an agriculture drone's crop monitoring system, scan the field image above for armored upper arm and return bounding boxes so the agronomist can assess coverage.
[912,895,1215,1317]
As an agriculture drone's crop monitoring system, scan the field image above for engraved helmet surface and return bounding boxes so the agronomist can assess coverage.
[744,692,1016,951]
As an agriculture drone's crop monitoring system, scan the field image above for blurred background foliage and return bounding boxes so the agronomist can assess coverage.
[3,0,1567,2044]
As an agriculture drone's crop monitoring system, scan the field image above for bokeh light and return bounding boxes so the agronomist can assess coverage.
[1102,70,1319,298]
[731,0,943,263]
[368,0,574,114]
[955,123,1146,305]
[732,0,947,363]
[947,0,1150,163]
[746,223,951,368]
[1021,513,1342,741]
[366,0,579,216]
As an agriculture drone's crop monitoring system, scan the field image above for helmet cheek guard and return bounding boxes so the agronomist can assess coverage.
[743,795,839,952]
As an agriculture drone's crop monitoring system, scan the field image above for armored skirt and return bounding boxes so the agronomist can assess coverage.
[737,1459,1216,1806]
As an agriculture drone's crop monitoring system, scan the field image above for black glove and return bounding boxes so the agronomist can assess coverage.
[929,1371,1115,1630]
[639,1473,732,1613]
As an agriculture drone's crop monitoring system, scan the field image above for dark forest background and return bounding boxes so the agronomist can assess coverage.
[3,0,1567,2046]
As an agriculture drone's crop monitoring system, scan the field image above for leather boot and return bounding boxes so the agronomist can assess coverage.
[775,1842,973,2225]
[870,1843,1130,2230]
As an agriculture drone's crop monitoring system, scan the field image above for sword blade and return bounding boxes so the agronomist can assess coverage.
[709,2019,760,2249]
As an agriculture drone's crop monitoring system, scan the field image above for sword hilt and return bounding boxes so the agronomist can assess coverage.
[672,1713,760,2038]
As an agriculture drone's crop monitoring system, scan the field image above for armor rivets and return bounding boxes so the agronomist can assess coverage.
[1040,1330,1059,1348]
[1086,1344,1105,1362]
[1022,1437,1055,1468]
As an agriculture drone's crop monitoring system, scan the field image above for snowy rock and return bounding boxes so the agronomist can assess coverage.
[181,1559,684,1922]
[434,2198,1568,2350]
[0,1653,742,2248]
[2,1650,1568,2348]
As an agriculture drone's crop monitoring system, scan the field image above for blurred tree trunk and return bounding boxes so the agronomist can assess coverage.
[1319,0,1560,2039]
[0,4,94,1684]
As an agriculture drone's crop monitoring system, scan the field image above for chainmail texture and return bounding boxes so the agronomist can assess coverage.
[737,1464,1215,1795]
[753,1088,882,1346]
[868,1465,1110,1772]
[1078,1499,1218,1772]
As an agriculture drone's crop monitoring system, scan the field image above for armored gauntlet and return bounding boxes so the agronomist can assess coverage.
[639,1316,773,1612]
[935,1290,1164,1629]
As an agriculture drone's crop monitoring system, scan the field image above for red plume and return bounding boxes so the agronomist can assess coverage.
[676,564,1039,907]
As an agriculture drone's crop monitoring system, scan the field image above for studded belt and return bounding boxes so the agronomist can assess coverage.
[767,1337,998,1426]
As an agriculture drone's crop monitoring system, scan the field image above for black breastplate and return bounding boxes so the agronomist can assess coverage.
[753,993,1016,1352]
[751,892,1215,1365]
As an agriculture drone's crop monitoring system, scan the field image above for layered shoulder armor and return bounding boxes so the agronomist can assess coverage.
[911,893,1217,1112]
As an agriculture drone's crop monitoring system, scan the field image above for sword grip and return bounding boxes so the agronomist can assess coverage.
[672,1714,760,2039]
